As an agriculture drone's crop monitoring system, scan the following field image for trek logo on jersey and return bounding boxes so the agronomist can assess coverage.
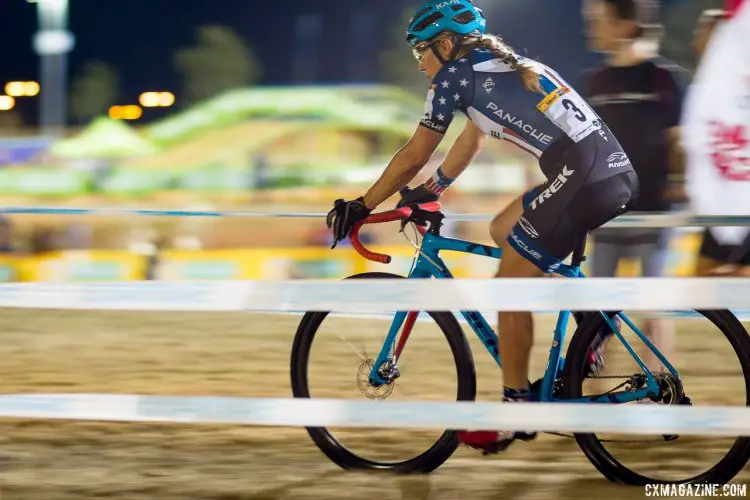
[486,102,555,145]
[483,77,495,94]
[530,166,575,210]
[607,152,631,169]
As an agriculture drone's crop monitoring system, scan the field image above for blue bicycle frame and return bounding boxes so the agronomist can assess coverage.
[368,230,680,404]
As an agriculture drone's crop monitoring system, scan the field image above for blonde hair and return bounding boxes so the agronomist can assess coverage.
[435,32,544,94]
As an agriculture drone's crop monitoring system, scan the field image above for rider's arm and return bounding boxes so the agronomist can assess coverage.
[362,126,444,210]
[437,119,487,181]
[667,127,685,174]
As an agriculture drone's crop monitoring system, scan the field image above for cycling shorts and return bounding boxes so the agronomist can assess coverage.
[508,133,640,274]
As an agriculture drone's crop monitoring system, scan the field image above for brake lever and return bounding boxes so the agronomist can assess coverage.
[399,204,426,233]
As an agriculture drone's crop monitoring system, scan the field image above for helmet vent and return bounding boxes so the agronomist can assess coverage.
[412,6,432,22]
[412,11,445,32]
[453,11,476,24]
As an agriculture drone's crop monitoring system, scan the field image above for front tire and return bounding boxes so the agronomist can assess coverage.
[290,272,477,473]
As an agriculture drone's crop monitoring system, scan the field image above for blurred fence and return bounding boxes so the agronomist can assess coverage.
[0,225,705,282]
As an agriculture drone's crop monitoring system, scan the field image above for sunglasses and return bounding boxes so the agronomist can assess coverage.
[412,40,439,63]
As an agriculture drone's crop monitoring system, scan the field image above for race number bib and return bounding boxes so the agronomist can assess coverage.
[537,87,601,143]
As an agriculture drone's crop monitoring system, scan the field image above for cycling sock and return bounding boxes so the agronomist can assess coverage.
[502,387,537,441]
[503,387,532,402]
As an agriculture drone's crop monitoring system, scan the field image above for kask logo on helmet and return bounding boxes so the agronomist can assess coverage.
[436,0,462,9]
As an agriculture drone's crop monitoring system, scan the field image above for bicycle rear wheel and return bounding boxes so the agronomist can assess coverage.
[562,309,750,484]
[290,272,477,473]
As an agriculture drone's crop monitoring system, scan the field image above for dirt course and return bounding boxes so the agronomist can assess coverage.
[0,310,748,499]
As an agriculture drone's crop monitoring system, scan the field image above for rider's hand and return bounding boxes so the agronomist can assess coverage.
[326,197,372,249]
[396,185,439,209]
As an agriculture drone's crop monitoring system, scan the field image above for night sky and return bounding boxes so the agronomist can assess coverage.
[1,0,612,126]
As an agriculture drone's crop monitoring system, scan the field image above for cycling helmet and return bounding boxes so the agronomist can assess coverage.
[406,0,487,47]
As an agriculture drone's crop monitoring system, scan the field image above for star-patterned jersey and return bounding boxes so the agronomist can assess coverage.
[419,48,605,159]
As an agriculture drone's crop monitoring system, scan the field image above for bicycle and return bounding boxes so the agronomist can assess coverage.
[290,200,750,484]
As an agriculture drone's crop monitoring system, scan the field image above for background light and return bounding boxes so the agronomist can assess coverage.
[158,92,175,107]
[0,96,16,111]
[109,105,143,120]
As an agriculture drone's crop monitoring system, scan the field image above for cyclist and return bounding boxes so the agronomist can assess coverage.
[326,0,639,454]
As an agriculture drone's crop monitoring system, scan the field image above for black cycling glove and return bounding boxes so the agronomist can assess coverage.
[326,197,372,249]
[396,185,439,209]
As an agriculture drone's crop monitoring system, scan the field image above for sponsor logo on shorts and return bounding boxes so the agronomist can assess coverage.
[510,232,543,261]
[420,119,446,133]
[530,166,575,210]
[607,152,631,169]
[517,216,539,239]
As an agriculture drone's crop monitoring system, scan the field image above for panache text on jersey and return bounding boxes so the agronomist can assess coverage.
[486,102,555,145]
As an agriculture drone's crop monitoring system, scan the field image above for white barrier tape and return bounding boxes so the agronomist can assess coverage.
[0,394,747,436]
[0,279,749,312]
[2,206,750,227]
[279,309,750,323]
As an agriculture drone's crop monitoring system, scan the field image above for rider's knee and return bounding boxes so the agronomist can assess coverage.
[489,213,511,247]
[498,245,545,278]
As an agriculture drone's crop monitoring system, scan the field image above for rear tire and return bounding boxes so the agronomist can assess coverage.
[562,309,750,484]
[290,272,477,473]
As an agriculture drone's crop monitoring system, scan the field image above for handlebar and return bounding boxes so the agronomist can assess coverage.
[350,201,443,264]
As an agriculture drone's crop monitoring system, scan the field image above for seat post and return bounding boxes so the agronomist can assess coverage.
[570,233,588,269]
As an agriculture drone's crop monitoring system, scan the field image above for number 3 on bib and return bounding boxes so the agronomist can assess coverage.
[537,87,601,143]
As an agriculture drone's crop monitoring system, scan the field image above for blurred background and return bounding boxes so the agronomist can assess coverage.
[0,0,724,283]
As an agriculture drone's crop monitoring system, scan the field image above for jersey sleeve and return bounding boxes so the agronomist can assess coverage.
[419,65,469,134]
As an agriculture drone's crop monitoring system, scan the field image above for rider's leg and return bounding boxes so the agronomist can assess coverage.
[489,194,539,393]
[496,244,545,393]
[489,195,526,247]
[458,192,543,453]
[490,190,541,394]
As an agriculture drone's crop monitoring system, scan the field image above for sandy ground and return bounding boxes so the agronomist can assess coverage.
[0,310,748,499]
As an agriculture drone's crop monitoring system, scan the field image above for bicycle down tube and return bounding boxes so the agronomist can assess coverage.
[363,212,671,404]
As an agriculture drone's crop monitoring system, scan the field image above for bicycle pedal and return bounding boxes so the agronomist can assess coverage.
[516,431,537,442]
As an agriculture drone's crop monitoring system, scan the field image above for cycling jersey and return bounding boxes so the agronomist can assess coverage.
[419,48,639,273]
[420,48,610,159]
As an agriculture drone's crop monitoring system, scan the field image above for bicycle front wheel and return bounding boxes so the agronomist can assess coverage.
[563,309,750,485]
[290,272,477,474]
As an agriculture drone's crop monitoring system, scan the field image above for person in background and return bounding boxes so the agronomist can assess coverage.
[579,0,690,373]
[683,1,750,276]
[0,217,14,253]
